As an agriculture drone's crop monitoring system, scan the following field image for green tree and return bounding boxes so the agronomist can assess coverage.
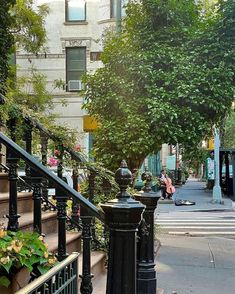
[223,111,235,148]
[83,0,234,172]
[0,0,15,94]
[11,0,49,54]
[0,0,49,95]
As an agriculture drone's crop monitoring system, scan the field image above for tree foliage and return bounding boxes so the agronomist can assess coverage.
[223,111,235,148]
[0,0,16,94]
[83,0,235,171]
[11,0,49,53]
[0,0,49,95]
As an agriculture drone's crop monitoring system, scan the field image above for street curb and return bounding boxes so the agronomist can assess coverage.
[158,199,174,204]
[178,208,235,212]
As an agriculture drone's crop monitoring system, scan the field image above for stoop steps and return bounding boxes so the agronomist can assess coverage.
[0,172,106,292]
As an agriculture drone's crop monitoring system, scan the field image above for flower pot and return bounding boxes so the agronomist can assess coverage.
[0,267,31,293]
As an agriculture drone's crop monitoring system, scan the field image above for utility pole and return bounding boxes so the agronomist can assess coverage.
[212,128,223,204]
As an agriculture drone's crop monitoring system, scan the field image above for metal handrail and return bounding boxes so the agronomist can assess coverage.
[15,252,79,294]
[25,115,91,165]
[1,93,114,176]
[0,162,32,189]
[0,162,81,224]
[0,132,104,221]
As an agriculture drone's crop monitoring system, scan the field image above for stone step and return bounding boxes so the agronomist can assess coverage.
[45,231,82,254]
[0,191,33,217]
[78,251,107,291]
[0,211,58,235]
[0,172,9,193]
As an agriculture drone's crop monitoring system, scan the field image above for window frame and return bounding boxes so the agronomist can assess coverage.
[65,0,86,22]
[110,0,128,18]
[66,47,87,92]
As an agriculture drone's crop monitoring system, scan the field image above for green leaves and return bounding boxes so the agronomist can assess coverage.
[0,276,11,288]
[83,0,235,171]
[0,229,57,288]
[0,0,15,94]
[10,0,49,54]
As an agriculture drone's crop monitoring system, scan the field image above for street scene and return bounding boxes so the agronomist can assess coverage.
[156,179,235,294]
[0,0,234,293]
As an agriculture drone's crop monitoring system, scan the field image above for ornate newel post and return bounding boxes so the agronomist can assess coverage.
[134,168,161,294]
[101,160,145,294]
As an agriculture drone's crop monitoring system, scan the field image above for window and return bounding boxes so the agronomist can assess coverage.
[66,0,86,22]
[66,47,86,91]
[90,52,101,61]
[110,0,128,18]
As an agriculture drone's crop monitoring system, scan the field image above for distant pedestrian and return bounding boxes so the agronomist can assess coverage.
[164,174,175,199]
[159,170,167,199]
[159,170,175,199]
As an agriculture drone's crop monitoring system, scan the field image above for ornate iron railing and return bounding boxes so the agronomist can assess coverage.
[0,94,161,294]
[15,252,79,294]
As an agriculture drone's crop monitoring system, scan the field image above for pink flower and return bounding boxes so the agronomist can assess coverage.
[74,144,81,152]
[47,157,59,167]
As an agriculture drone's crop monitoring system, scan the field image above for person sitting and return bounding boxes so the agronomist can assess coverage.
[164,174,175,199]
[159,170,175,199]
[159,170,167,199]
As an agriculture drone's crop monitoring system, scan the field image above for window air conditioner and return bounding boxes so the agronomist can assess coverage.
[68,80,82,91]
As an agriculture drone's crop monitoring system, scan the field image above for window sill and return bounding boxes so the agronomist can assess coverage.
[64,21,88,25]
[98,18,116,25]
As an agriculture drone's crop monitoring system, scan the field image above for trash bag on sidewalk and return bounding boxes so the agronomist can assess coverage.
[175,199,195,206]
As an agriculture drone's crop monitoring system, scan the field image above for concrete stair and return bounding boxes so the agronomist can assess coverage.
[0,172,106,292]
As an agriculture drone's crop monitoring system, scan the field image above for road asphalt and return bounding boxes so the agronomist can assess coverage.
[156,178,235,294]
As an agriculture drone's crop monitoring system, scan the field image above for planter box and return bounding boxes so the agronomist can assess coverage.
[0,268,31,294]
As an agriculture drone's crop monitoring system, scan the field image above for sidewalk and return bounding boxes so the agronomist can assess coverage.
[156,235,235,294]
[157,178,233,213]
[156,179,235,294]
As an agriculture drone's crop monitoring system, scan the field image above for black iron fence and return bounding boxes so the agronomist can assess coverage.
[15,252,79,294]
[0,94,161,294]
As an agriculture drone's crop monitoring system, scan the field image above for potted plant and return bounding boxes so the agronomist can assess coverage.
[0,227,57,293]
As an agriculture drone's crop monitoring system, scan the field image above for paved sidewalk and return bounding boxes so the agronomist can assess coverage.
[156,235,235,294]
[157,178,233,213]
[156,179,235,294]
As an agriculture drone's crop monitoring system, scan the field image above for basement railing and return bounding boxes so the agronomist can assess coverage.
[15,252,79,294]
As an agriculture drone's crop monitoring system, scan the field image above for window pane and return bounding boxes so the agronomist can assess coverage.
[67,0,86,21]
[66,48,86,91]
[68,60,86,71]
[110,0,127,18]
[67,71,84,81]
[68,48,86,60]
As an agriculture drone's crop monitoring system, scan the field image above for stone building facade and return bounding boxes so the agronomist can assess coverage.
[16,0,118,151]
